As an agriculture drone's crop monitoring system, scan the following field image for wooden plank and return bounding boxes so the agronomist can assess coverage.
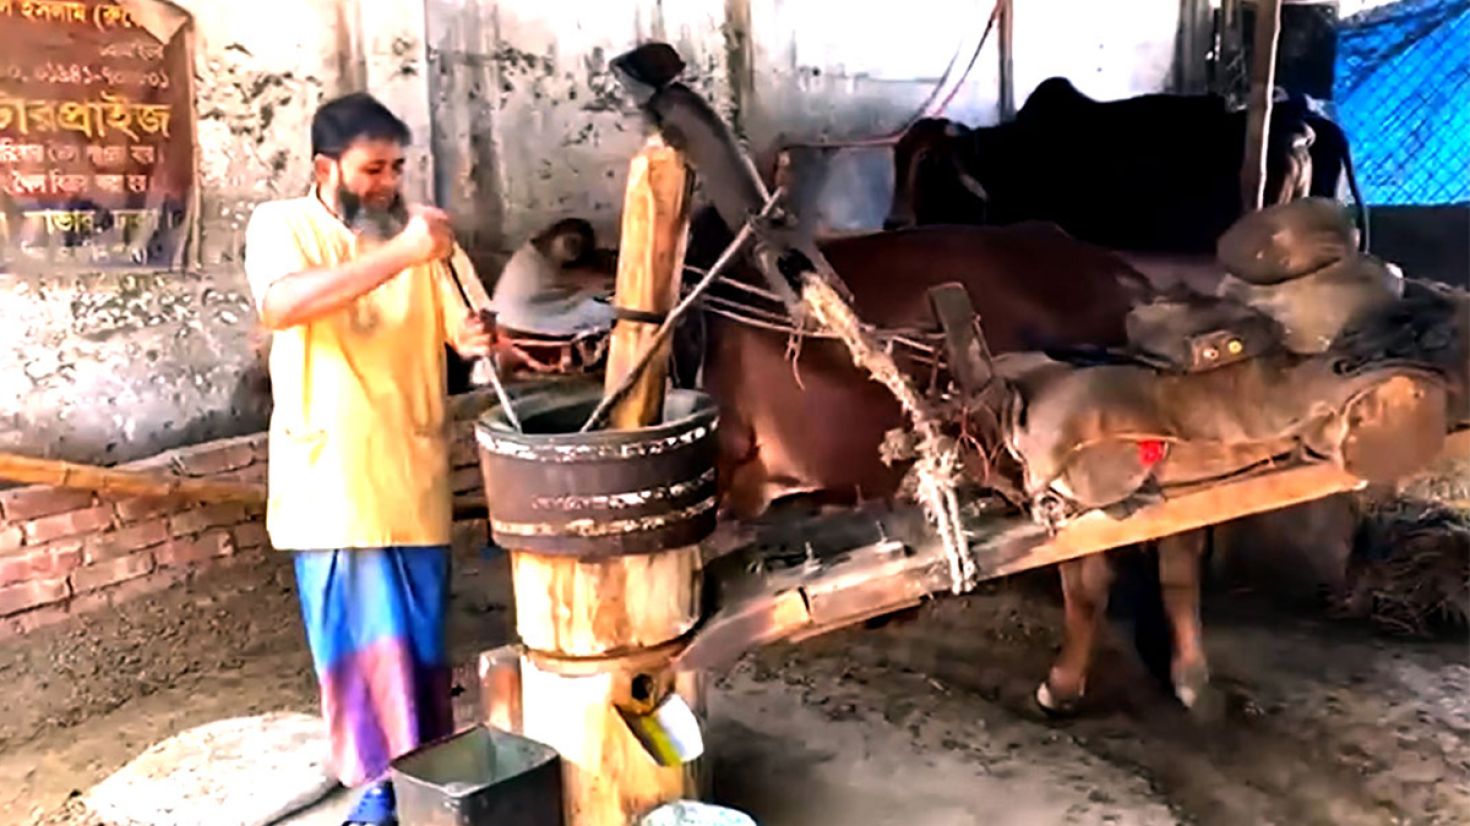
[602,134,694,430]
[0,451,265,506]
[1240,0,1283,212]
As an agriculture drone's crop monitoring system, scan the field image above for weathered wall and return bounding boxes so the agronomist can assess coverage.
[427,0,1201,264]
[2,0,1200,468]
[0,0,356,465]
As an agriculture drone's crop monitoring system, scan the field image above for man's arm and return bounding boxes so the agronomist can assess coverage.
[247,205,455,330]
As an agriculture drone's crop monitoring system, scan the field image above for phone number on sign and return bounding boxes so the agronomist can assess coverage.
[0,63,170,89]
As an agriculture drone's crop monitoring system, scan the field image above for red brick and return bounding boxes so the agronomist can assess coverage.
[70,551,154,594]
[84,518,169,564]
[156,531,235,568]
[450,466,483,495]
[0,577,69,617]
[0,525,22,552]
[23,505,115,544]
[170,503,248,537]
[0,486,94,521]
[111,496,177,523]
[0,540,83,587]
[232,522,269,551]
[172,441,257,477]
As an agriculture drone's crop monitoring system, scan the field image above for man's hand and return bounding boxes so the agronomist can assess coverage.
[453,309,496,359]
[393,206,454,265]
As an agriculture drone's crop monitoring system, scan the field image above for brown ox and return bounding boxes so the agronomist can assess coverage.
[682,210,1211,714]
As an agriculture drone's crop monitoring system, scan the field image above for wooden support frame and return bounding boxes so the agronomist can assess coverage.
[504,135,705,826]
[675,428,1470,674]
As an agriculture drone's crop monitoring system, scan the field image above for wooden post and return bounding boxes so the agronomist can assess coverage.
[505,136,706,826]
[604,133,695,430]
[998,0,1015,120]
[1241,0,1283,212]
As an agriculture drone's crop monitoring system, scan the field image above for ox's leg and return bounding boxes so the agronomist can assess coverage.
[1158,529,1211,711]
[1037,553,1114,716]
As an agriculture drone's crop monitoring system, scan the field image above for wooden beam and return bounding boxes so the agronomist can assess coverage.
[602,134,694,430]
[0,451,265,505]
[1241,0,1283,212]
[679,429,1470,672]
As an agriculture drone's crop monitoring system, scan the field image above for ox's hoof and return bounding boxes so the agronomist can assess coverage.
[1172,660,1223,721]
[1034,680,1084,718]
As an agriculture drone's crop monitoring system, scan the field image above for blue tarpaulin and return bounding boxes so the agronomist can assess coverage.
[1334,0,1470,205]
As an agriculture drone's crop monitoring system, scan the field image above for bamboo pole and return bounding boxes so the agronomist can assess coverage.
[509,136,705,826]
[1241,0,1284,212]
[0,451,265,505]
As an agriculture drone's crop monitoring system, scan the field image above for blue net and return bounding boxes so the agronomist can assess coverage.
[1334,0,1470,205]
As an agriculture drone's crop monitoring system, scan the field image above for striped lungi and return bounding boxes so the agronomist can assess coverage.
[292,546,454,785]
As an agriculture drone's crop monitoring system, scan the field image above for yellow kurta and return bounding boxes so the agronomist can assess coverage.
[243,194,481,550]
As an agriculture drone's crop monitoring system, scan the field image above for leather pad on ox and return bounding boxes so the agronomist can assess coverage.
[997,351,1449,514]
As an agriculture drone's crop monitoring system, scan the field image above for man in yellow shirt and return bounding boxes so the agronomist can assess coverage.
[244,92,492,826]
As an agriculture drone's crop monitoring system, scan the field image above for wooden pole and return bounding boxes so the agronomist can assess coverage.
[508,135,705,826]
[603,133,695,430]
[0,450,265,505]
[998,0,1015,120]
[1241,0,1283,212]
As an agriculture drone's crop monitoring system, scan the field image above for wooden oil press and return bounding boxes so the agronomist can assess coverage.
[464,40,1470,826]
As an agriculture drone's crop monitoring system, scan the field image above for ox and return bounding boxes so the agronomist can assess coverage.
[680,207,1212,714]
[886,77,1364,256]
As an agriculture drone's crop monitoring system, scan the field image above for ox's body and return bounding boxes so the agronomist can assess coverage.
[683,205,1228,713]
[698,221,1139,517]
[887,77,1361,256]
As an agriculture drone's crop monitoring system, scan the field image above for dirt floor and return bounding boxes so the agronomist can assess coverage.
[2,535,1467,826]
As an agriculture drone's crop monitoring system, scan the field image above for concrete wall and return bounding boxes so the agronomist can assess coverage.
[426,0,1200,269]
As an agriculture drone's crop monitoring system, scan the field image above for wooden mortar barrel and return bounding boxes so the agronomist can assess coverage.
[476,385,717,824]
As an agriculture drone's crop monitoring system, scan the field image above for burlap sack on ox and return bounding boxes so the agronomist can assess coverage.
[1216,196,1358,285]
[1219,255,1404,355]
[1214,196,1403,355]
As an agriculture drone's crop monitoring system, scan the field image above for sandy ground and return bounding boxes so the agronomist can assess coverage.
[2,538,1467,826]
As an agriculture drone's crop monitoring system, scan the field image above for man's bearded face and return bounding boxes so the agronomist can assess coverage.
[322,137,408,239]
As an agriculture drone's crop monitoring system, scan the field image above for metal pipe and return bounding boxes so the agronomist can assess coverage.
[443,258,524,433]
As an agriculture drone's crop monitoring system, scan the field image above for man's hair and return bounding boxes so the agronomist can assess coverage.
[310,92,410,159]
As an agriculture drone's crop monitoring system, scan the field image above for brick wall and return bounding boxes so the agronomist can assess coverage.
[0,389,497,640]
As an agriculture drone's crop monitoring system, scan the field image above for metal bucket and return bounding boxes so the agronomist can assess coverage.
[476,386,720,557]
[390,725,563,826]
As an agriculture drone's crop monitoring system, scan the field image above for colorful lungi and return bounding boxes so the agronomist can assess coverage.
[293,546,454,785]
